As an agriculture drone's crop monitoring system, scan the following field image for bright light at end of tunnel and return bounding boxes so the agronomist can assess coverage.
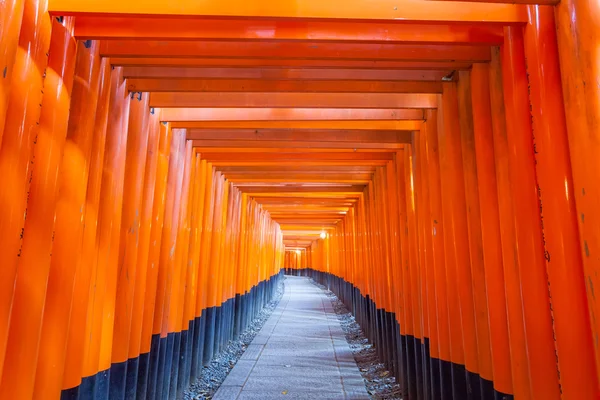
[296,250,301,255]
[320,232,327,239]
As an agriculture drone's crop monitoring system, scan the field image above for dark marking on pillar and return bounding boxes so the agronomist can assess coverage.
[584,241,590,257]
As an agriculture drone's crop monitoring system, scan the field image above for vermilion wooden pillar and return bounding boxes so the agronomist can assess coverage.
[61,56,112,397]
[0,16,74,400]
[438,83,474,399]
[414,128,433,399]
[457,70,494,398]
[524,5,599,398]
[109,92,151,399]
[470,63,513,398]
[94,68,132,400]
[0,0,51,381]
[188,156,207,381]
[424,110,452,400]
[153,130,186,400]
[502,27,560,400]
[489,47,532,400]
[27,18,78,400]
[0,0,25,147]
[555,0,600,382]
[403,146,420,400]
[165,140,192,399]
[125,109,161,400]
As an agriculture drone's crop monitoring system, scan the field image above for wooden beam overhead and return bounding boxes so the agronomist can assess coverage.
[283,236,325,242]
[280,225,338,231]
[283,242,318,247]
[247,192,362,199]
[150,92,438,109]
[74,17,504,43]
[275,217,342,221]
[236,186,365,194]
[232,178,371,184]
[223,172,373,180]
[127,79,444,93]
[48,0,528,24]
[169,120,422,130]
[102,41,492,62]
[222,166,375,173]
[198,152,394,162]
[277,221,344,224]
[256,198,358,205]
[429,0,557,5]
[265,207,351,213]
[191,140,405,150]
[113,58,472,70]
[123,67,453,81]
[187,129,412,143]
[211,161,389,167]
[282,236,323,242]
[271,212,350,217]
[160,108,424,122]
[282,230,331,235]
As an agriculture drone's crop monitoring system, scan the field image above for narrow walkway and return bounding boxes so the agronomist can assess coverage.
[213,276,370,400]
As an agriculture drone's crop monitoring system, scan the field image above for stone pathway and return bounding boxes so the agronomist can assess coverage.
[213,276,370,400]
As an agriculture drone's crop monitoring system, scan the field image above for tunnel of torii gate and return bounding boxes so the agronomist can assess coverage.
[0,0,598,399]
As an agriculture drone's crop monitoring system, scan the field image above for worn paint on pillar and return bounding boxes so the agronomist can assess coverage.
[524,5,599,397]
[0,0,51,381]
[502,27,561,400]
[555,0,600,383]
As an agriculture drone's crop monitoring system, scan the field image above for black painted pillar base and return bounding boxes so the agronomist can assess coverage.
[203,307,216,365]
[136,349,152,400]
[94,369,110,400]
[125,357,139,400]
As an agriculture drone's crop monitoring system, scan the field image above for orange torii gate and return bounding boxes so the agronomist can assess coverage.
[0,0,598,399]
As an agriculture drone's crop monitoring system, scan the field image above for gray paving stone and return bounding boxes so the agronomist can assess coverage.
[242,374,344,392]
[341,377,367,387]
[260,346,337,359]
[239,343,265,361]
[344,388,371,399]
[338,366,364,379]
[254,355,343,369]
[250,335,270,345]
[264,339,333,351]
[221,360,256,386]
[237,390,346,400]
[249,364,341,378]
[334,346,357,363]
[214,276,370,400]
[267,332,332,341]
[212,385,243,400]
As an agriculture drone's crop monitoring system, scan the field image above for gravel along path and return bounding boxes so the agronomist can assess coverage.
[184,281,285,400]
[313,280,403,400]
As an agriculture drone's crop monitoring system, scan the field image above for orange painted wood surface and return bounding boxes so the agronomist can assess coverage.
[0,0,52,384]
[0,1,598,398]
